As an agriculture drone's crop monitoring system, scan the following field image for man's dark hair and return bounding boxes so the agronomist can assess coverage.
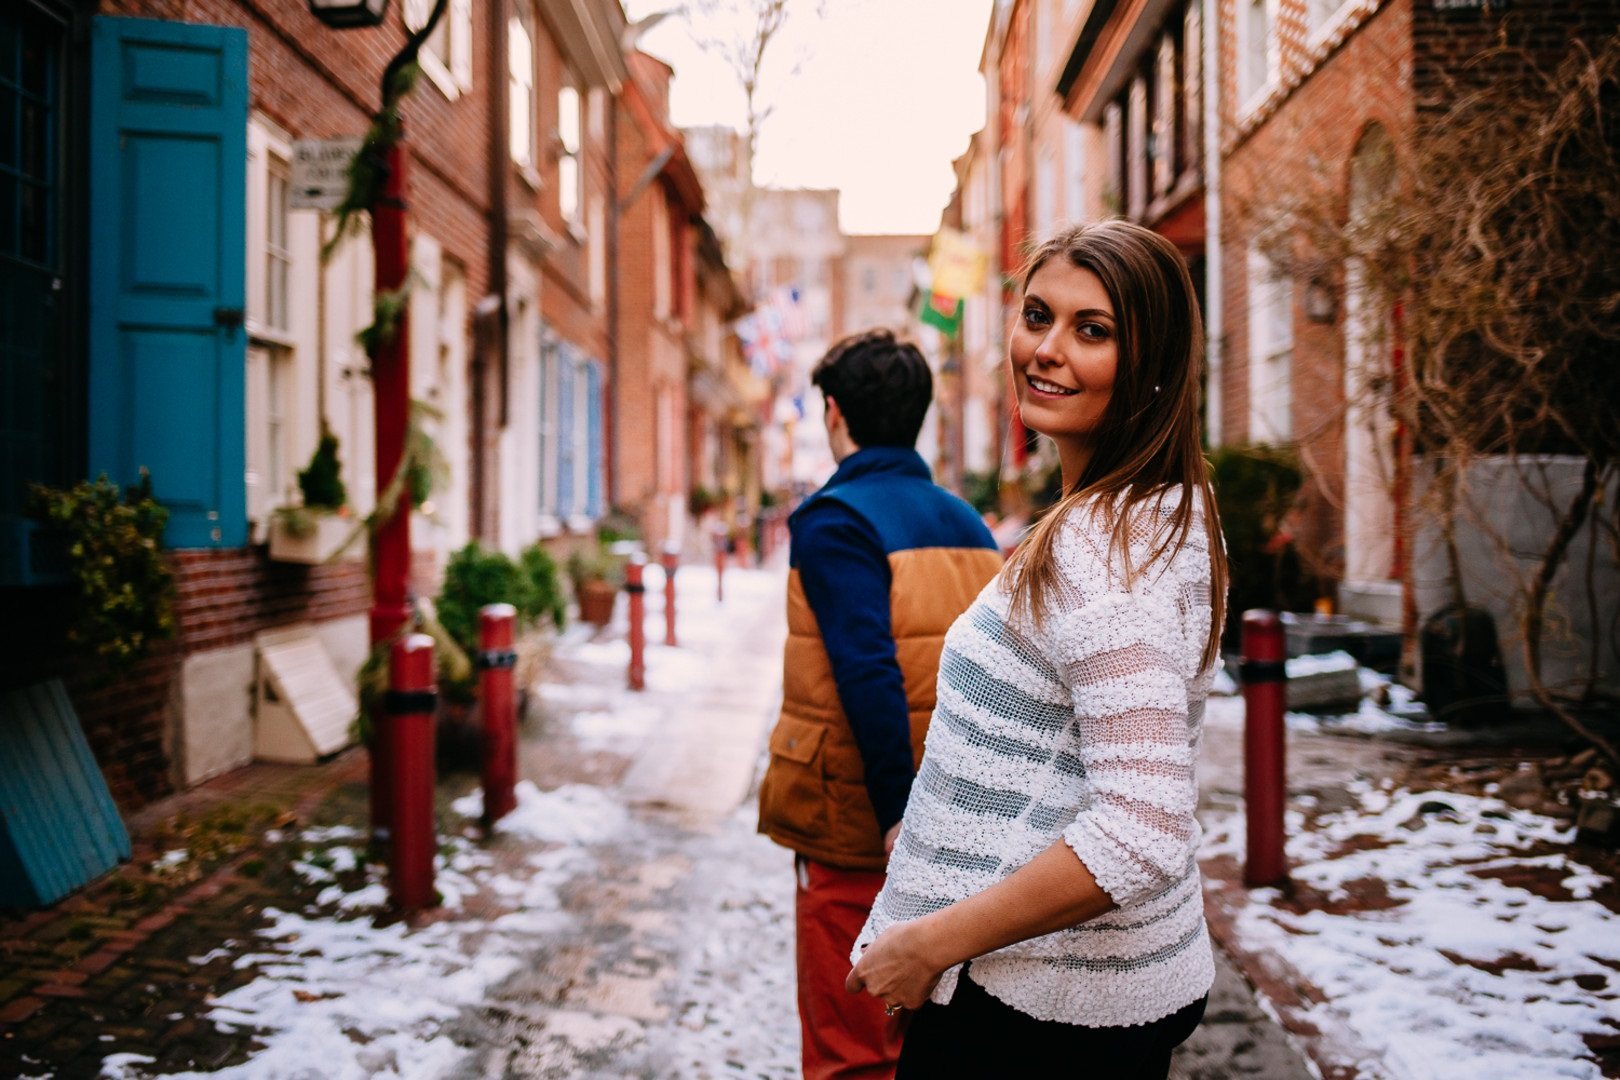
[811,329,933,449]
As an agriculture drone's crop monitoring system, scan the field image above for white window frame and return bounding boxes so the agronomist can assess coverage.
[245,116,320,537]
[1306,0,1359,50]
[1238,0,1280,120]
[557,75,584,232]
[1247,242,1294,443]
[405,0,472,100]
[509,4,537,170]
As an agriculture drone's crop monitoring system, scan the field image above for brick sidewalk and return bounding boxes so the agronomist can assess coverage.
[0,751,371,1077]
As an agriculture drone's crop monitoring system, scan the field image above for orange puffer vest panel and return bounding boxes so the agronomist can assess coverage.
[760,500,1002,870]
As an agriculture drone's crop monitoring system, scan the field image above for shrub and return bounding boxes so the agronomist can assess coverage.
[1209,445,1317,644]
[29,473,176,676]
[296,430,348,511]
[519,544,567,631]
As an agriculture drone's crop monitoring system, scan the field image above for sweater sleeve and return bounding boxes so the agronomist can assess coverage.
[1053,589,1198,909]
[793,501,914,834]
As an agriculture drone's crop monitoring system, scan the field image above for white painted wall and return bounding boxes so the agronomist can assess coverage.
[1412,457,1620,702]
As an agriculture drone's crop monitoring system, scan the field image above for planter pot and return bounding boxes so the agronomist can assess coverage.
[577,579,618,627]
[269,511,361,565]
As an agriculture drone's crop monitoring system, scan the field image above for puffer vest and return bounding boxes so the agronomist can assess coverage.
[758,455,1002,871]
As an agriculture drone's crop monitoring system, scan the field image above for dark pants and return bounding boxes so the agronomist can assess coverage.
[895,969,1206,1079]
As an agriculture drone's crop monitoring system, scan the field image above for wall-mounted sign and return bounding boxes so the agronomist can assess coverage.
[290,137,364,211]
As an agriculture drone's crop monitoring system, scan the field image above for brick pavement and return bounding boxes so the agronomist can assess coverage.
[0,752,371,1077]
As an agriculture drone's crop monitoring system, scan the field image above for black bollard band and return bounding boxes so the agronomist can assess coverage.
[624,582,646,595]
[384,689,438,714]
[476,648,518,670]
[1239,659,1287,683]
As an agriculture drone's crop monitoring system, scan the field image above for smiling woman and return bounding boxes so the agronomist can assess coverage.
[846,220,1230,1078]
[1010,263,1120,480]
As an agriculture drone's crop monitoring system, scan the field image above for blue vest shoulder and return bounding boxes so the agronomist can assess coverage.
[818,475,995,555]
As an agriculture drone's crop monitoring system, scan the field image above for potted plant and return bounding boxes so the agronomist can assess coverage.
[567,541,625,627]
[269,429,359,564]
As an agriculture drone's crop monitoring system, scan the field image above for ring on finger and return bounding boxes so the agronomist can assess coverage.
[884,1002,900,1016]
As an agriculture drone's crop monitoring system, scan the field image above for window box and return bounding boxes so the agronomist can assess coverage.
[268,508,362,564]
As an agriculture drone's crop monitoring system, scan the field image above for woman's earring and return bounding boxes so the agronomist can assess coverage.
[1152,384,1161,394]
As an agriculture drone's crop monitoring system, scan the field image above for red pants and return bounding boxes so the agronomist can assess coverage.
[795,856,904,1080]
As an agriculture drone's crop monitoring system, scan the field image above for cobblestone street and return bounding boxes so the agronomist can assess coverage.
[2,563,1316,1078]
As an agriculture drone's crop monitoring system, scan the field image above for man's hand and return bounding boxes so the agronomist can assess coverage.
[883,822,902,856]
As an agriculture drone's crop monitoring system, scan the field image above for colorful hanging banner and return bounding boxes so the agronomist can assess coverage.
[927,228,988,302]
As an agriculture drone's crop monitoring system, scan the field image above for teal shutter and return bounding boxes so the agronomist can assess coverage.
[88,16,248,548]
[585,359,603,519]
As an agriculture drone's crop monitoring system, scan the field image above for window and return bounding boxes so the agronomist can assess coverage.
[1126,74,1148,219]
[245,117,319,534]
[1239,0,1276,110]
[557,75,583,228]
[1063,119,1086,221]
[404,0,472,98]
[266,157,291,333]
[1182,0,1203,174]
[1247,243,1293,442]
[509,4,535,169]
[1152,31,1178,197]
[1103,101,1125,213]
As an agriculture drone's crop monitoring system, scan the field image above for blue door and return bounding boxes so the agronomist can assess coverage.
[88,16,247,548]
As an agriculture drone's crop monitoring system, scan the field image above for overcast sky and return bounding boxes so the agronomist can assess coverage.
[624,0,994,236]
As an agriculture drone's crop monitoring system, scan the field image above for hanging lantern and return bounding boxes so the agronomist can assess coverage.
[308,0,390,29]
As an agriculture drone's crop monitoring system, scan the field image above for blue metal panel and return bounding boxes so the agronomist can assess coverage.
[88,16,248,548]
[0,681,131,907]
[585,359,603,519]
[557,348,577,516]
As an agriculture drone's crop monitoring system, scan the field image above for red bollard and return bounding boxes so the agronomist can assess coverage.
[661,549,679,647]
[387,633,438,910]
[478,604,518,825]
[626,558,647,691]
[1241,610,1288,887]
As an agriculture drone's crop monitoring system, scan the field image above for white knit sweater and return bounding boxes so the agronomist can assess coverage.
[853,489,1218,1028]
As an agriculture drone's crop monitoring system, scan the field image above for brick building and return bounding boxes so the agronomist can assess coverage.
[612,51,709,553]
[0,0,504,809]
[0,0,754,825]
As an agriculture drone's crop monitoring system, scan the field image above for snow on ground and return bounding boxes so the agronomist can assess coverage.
[104,565,793,1080]
[1202,775,1620,1079]
[111,801,587,1080]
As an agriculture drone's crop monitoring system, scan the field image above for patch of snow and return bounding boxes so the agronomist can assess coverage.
[100,1053,156,1079]
[1286,650,1359,678]
[1204,782,1620,1079]
[452,780,627,845]
[151,850,188,871]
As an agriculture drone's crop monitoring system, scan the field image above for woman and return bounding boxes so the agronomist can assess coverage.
[845,219,1229,1077]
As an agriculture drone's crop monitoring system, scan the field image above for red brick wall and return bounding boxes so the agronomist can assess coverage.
[71,0,494,807]
[1217,0,1414,582]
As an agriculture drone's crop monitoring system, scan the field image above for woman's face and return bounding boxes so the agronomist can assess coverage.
[1009,260,1119,466]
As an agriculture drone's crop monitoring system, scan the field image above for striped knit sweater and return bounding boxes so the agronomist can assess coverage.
[853,489,1218,1028]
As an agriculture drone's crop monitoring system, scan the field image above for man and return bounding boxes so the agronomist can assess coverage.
[759,330,1002,1078]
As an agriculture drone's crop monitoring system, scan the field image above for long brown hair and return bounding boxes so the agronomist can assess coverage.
[1002,220,1229,670]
